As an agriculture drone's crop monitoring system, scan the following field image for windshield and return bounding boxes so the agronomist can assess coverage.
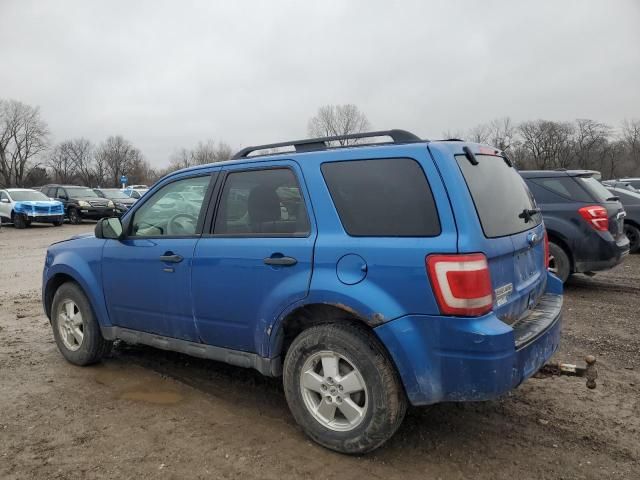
[578,177,617,202]
[9,190,50,201]
[99,189,130,199]
[456,154,542,238]
[66,187,99,197]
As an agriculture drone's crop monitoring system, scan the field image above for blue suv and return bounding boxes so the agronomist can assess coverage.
[42,130,562,453]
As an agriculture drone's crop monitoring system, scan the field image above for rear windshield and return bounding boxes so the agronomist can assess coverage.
[321,158,441,236]
[456,154,541,238]
[577,176,616,202]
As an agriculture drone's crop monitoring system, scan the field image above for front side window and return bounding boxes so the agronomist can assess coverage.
[130,175,211,237]
[321,158,441,236]
[214,168,310,236]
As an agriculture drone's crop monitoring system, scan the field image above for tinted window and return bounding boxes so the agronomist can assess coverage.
[457,155,541,238]
[214,168,310,236]
[577,177,616,202]
[321,158,440,237]
[529,177,592,202]
[55,188,67,199]
[131,175,210,237]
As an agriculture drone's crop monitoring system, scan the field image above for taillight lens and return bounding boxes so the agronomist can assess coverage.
[543,229,550,269]
[578,206,608,231]
[426,253,493,317]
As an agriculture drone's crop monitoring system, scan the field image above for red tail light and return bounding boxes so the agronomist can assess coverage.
[543,230,550,269]
[426,253,493,316]
[578,206,609,231]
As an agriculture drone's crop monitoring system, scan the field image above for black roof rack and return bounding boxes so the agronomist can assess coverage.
[231,129,424,159]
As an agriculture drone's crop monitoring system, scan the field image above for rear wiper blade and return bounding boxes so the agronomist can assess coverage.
[519,208,541,223]
[606,196,619,201]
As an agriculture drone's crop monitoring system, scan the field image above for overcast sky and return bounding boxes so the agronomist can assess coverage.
[1,0,639,166]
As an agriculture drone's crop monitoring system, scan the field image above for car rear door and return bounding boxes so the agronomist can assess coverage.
[191,160,316,354]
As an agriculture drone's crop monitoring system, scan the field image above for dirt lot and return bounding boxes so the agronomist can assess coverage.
[0,223,638,479]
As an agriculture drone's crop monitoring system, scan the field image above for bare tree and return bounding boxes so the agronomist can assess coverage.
[67,138,94,186]
[488,117,517,152]
[518,120,574,170]
[47,141,77,184]
[467,124,491,143]
[95,135,143,187]
[0,99,49,187]
[573,119,611,170]
[621,119,640,171]
[192,140,232,164]
[308,104,371,145]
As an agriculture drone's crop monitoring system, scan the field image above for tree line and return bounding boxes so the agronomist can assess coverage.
[1,98,639,189]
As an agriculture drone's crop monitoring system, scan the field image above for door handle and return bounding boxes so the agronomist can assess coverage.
[160,253,183,263]
[263,256,297,266]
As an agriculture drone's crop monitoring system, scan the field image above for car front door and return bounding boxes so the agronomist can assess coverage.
[102,172,217,341]
[192,162,316,354]
[0,191,11,219]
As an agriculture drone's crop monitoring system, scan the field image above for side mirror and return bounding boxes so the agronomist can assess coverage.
[0,198,9,203]
[95,217,123,240]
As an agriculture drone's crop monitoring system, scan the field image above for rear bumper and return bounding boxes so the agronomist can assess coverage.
[574,233,629,273]
[375,273,563,406]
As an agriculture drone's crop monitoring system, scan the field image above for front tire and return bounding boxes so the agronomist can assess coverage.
[548,242,570,282]
[68,208,82,224]
[13,213,28,229]
[624,223,640,254]
[51,282,112,365]
[283,323,407,454]
[52,218,64,227]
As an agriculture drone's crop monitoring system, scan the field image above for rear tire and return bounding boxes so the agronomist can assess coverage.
[51,282,112,366]
[548,242,570,282]
[624,223,640,254]
[283,323,407,454]
[68,208,82,225]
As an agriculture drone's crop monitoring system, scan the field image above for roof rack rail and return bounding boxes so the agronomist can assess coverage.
[231,129,424,159]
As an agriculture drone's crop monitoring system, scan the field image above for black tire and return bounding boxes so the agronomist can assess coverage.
[549,242,571,283]
[68,208,82,225]
[51,282,112,366]
[283,323,407,454]
[624,223,640,254]
[52,219,64,227]
[13,213,27,229]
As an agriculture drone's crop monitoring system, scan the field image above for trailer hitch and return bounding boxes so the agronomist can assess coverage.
[537,355,598,389]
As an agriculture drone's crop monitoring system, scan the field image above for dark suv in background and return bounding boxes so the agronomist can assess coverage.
[520,170,629,282]
[42,185,116,224]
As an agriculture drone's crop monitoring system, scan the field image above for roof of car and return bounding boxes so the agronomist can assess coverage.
[5,188,38,192]
[519,169,598,179]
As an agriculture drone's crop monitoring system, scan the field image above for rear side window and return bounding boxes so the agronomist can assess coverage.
[456,155,541,238]
[321,158,440,237]
[577,176,616,202]
[529,177,592,202]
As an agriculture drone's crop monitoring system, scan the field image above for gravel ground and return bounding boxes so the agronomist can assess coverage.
[0,223,638,479]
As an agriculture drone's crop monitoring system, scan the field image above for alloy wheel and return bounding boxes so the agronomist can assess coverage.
[300,350,368,432]
[57,300,84,351]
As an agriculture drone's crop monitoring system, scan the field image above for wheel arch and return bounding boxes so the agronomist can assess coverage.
[271,302,388,363]
[546,230,575,272]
